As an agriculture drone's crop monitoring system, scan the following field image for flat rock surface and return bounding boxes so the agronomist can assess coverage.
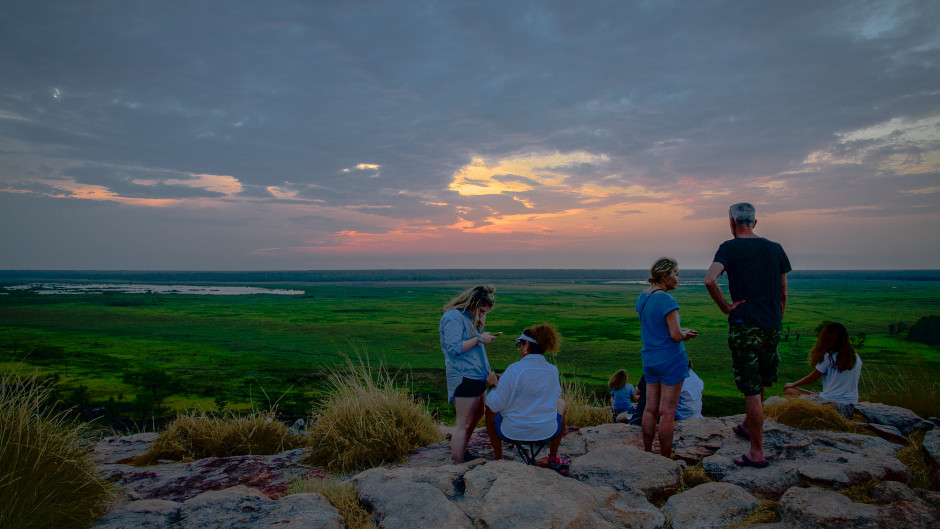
[854,402,934,434]
[662,482,760,529]
[98,448,326,502]
[92,485,344,529]
[352,459,665,529]
[702,421,910,500]
[569,442,684,500]
[93,432,161,464]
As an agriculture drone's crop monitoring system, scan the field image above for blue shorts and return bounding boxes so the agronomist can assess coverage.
[494,412,563,442]
[643,358,689,386]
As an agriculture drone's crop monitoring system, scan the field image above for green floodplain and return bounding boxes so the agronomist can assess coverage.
[1,269,939,428]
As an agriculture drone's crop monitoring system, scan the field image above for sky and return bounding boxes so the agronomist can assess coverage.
[1,1,939,271]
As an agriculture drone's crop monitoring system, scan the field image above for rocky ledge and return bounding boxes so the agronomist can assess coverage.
[93,401,940,529]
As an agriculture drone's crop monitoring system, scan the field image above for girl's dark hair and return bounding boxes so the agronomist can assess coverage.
[809,322,857,372]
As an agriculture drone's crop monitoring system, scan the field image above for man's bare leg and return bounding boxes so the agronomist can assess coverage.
[742,392,765,463]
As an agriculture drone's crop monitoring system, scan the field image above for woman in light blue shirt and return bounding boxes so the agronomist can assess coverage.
[440,285,501,464]
[635,257,697,458]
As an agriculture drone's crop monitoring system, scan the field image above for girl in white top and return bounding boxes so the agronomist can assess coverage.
[784,322,862,416]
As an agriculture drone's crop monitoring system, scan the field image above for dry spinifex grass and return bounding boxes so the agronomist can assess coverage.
[132,409,307,465]
[1,370,114,529]
[562,379,611,428]
[288,478,377,529]
[302,358,443,473]
[763,397,869,434]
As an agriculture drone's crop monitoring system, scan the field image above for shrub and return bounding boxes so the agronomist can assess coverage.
[132,410,307,465]
[908,315,940,345]
[302,359,443,473]
[764,397,868,434]
[561,379,610,428]
[288,478,376,529]
[1,370,114,529]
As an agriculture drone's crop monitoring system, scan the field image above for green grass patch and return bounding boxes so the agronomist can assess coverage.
[1,278,938,428]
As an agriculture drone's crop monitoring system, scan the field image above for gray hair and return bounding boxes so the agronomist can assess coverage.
[729,202,756,227]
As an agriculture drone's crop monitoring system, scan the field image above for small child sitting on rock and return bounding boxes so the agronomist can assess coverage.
[608,369,639,423]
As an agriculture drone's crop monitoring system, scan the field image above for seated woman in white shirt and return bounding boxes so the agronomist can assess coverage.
[484,324,568,466]
[675,361,704,420]
[783,322,862,418]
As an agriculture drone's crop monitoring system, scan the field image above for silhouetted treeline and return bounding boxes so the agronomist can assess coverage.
[2,269,939,284]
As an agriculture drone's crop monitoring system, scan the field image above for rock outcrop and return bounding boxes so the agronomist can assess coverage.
[94,485,344,529]
[661,482,761,529]
[91,404,938,529]
[353,459,664,529]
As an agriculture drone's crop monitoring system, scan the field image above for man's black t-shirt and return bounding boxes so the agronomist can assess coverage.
[713,237,791,329]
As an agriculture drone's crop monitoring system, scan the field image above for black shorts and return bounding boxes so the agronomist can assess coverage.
[453,377,487,398]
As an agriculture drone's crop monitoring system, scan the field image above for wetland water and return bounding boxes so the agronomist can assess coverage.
[1,283,305,295]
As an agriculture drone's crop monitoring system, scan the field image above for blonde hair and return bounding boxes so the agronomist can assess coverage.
[608,369,628,390]
[647,257,678,285]
[521,323,560,354]
[442,285,496,331]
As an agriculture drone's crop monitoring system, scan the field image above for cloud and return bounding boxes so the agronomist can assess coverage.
[0,1,938,269]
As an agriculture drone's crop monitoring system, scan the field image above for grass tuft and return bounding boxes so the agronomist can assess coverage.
[1,370,114,529]
[561,379,610,428]
[288,478,377,529]
[764,397,869,434]
[896,430,931,490]
[132,409,307,465]
[721,499,778,528]
[302,358,443,473]
[835,481,881,504]
[679,461,712,491]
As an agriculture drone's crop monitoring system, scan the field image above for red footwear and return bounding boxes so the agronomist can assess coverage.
[547,455,570,466]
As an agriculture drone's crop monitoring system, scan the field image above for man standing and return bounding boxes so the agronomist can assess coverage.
[705,203,790,468]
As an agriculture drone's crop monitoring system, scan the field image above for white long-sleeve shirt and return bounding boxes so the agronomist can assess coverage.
[485,354,561,441]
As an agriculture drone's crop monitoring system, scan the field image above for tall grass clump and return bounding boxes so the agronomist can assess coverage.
[302,358,443,473]
[288,478,377,529]
[132,410,307,465]
[896,430,931,490]
[561,379,610,428]
[858,364,940,419]
[764,397,868,434]
[1,370,113,529]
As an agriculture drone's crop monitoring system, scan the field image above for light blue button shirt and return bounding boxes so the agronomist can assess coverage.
[440,309,492,402]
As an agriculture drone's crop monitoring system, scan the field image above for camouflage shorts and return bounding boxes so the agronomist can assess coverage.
[729,323,781,397]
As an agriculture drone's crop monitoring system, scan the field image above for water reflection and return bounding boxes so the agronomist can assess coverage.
[2,283,304,295]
